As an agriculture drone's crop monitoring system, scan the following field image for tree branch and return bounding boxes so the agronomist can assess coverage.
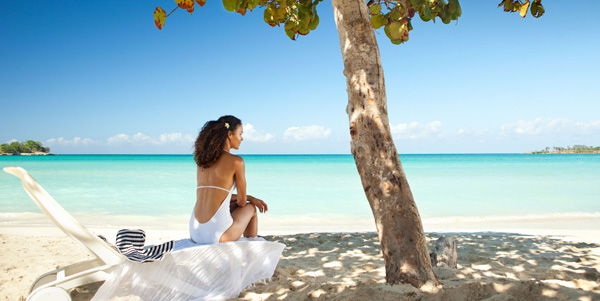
[166,6,179,17]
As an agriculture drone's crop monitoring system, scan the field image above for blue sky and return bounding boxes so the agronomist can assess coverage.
[1,0,599,154]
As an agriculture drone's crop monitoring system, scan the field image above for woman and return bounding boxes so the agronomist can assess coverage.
[190,115,268,244]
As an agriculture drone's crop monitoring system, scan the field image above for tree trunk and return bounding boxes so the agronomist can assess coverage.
[331,0,439,287]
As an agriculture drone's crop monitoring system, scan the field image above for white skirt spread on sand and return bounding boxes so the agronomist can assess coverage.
[92,237,285,300]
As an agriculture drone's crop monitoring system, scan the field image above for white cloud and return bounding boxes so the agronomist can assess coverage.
[158,132,195,144]
[45,137,95,145]
[133,132,153,143]
[500,118,600,136]
[106,132,193,145]
[391,121,442,139]
[284,125,331,142]
[456,127,487,137]
[243,123,275,142]
[46,132,194,148]
[106,134,131,144]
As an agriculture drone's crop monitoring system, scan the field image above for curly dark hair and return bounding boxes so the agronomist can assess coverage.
[194,115,242,168]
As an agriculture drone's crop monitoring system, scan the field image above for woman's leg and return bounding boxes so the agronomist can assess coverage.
[244,213,258,238]
[229,202,258,238]
[219,204,257,243]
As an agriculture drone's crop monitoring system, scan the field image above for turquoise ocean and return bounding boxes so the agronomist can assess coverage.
[1,154,599,234]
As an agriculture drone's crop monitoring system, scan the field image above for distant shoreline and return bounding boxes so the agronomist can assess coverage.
[1,153,599,156]
[527,145,600,154]
[0,152,56,156]
[525,151,600,154]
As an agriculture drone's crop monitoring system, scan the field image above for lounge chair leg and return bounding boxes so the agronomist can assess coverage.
[27,287,71,301]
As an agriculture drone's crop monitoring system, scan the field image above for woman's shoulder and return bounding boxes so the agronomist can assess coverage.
[221,152,244,165]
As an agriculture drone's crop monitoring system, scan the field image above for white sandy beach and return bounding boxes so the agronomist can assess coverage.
[1,222,599,301]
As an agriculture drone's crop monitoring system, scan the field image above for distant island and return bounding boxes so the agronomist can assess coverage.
[0,140,54,155]
[528,145,600,154]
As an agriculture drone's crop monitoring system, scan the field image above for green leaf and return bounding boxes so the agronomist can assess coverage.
[308,14,319,30]
[390,8,402,21]
[390,38,403,45]
[301,3,313,14]
[530,0,544,18]
[263,6,277,26]
[223,0,240,12]
[246,0,259,11]
[440,10,451,24]
[298,26,309,35]
[370,14,387,29]
[299,12,311,27]
[275,6,286,21]
[285,28,296,40]
[420,4,432,22]
[448,0,460,15]
[369,4,382,15]
[384,20,408,43]
[154,7,166,30]
[284,18,298,31]
[455,0,462,17]
[519,0,530,18]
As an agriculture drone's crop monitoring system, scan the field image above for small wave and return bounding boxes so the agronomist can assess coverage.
[2,211,599,235]
[423,212,600,224]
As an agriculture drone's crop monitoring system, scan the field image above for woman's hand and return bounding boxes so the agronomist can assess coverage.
[248,196,268,213]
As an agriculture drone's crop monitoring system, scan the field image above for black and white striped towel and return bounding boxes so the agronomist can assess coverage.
[116,229,174,262]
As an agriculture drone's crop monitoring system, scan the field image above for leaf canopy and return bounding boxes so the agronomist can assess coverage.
[153,0,544,44]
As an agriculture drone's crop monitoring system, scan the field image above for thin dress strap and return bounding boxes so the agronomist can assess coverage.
[196,182,236,193]
[196,186,230,192]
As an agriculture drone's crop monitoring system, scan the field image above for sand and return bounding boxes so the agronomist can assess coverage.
[1,228,599,300]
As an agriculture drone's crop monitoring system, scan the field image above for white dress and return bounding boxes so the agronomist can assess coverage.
[93,237,285,300]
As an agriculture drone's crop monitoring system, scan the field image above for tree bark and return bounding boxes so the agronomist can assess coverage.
[331,0,439,287]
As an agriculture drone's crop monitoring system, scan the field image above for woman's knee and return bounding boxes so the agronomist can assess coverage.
[245,203,257,215]
[233,203,256,219]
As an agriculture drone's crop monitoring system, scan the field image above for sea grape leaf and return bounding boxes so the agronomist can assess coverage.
[298,26,309,35]
[154,7,166,30]
[530,0,544,18]
[369,4,382,15]
[247,0,259,11]
[175,0,195,14]
[285,28,296,40]
[498,0,511,12]
[223,0,240,12]
[299,12,311,27]
[275,6,286,20]
[308,14,319,30]
[420,4,432,22]
[371,14,387,29]
[264,6,277,26]
[384,20,408,44]
[449,0,461,17]
[520,0,530,18]
[390,8,402,21]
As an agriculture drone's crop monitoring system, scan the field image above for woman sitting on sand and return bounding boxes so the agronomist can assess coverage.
[190,115,268,244]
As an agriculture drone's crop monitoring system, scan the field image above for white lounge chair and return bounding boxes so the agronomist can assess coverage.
[3,166,126,301]
[4,166,285,301]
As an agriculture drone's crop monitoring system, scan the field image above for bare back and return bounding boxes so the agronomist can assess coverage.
[194,152,239,223]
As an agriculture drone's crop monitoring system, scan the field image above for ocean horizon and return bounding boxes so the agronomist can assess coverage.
[2,154,599,235]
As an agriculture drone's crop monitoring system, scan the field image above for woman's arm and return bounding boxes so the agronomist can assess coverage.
[234,157,247,207]
[230,194,268,213]
[232,158,268,213]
